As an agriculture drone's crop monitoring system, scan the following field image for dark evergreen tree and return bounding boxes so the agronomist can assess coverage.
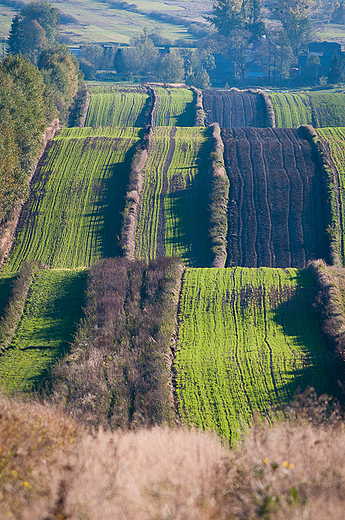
[328,52,344,84]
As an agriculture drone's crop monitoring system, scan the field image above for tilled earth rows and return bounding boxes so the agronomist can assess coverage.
[222,127,329,268]
[203,90,267,128]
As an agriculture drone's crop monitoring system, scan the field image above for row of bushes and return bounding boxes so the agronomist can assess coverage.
[51,257,183,430]
[301,124,341,266]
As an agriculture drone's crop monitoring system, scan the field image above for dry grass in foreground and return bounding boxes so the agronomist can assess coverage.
[2,393,345,519]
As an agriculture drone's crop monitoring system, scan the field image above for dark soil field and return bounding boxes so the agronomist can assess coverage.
[203,90,267,128]
[222,127,329,268]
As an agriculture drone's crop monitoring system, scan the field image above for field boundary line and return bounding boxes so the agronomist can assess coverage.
[121,128,152,259]
[207,123,229,267]
[170,264,186,425]
[301,125,342,266]
[190,86,204,126]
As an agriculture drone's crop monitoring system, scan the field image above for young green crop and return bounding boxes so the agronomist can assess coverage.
[135,126,211,266]
[153,87,195,126]
[175,267,340,444]
[6,127,141,271]
[85,86,150,127]
[317,127,345,263]
[269,91,345,128]
[0,268,86,393]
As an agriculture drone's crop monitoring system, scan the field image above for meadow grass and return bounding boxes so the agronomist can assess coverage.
[135,126,211,265]
[175,267,340,444]
[5,127,140,271]
[0,268,87,393]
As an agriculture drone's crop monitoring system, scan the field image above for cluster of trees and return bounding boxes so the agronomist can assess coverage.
[78,30,215,88]
[0,1,82,226]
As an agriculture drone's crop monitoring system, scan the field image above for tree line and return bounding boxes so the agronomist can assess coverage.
[0,1,82,227]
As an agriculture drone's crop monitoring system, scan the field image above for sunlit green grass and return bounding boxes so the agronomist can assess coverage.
[5,127,140,271]
[0,268,87,393]
[154,87,195,126]
[135,126,211,265]
[175,267,340,444]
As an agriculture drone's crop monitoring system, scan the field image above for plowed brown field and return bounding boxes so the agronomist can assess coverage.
[203,90,267,128]
[223,127,328,268]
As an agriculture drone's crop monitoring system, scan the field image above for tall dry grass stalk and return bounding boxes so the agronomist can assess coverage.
[3,392,345,519]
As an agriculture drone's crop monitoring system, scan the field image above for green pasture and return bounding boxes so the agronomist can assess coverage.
[135,126,211,265]
[0,268,86,393]
[175,267,340,444]
[154,87,195,126]
[5,127,140,271]
[317,127,345,263]
[85,86,150,127]
[269,90,345,128]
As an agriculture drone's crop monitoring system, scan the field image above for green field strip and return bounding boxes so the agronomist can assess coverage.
[154,87,195,126]
[135,127,211,266]
[317,127,345,263]
[85,86,150,127]
[269,91,345,128]
[0,268,86,393]
[5,129,140,271]
[175,267,340,444]
[54,126,141,140]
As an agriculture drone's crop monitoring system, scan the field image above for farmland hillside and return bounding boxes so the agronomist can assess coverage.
[222,127,329,268]
[175,267,340,444]
[151,86,195,127]
[135,126,211,265]
[269,91,345,128]
[85,84,150,127]
[203,89,268,128]
[5,127,141,271]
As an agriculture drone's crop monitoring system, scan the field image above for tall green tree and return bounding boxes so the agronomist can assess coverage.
[270,0,315,55]
[8,1,59,62]
[205,0,265,38]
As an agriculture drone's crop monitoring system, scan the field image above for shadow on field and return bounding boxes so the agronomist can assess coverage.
[271,269,343,402]
[175,98,196,127]
[24,270,87,391]
[0,275,17,320]
[164,129,212,267]
[88,137,141,260]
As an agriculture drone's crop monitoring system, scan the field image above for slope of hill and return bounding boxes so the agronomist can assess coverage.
[222,127,329,268]
[85,84,150,127]
[135,126,211,265]
[202,89,268,128]
[5,127,141,271]
[174,267,340,444]
[269,91,345,128]
[151,87,195,127]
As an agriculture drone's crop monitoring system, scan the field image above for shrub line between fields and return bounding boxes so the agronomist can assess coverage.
[207,123,229,267]
[190,86,205,126]
[300,124,342,266]
[307,260,345,391]
[121,127,152,259]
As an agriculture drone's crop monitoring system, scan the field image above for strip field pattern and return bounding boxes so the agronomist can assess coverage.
[222,127,328,268]
[152,87,195,126]
[85,85,150,127]
[6,127,140,271]
[175,267,340,444]
[135,127,211,266]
